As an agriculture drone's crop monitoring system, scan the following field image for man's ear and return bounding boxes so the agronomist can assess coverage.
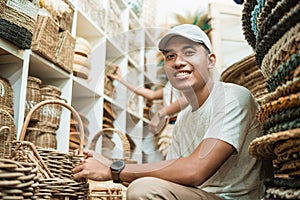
[208,53,216,69]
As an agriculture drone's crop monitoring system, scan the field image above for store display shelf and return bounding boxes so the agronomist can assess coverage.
[0,38,24,59]
[76,9,105,41]
[28,51,70,79]
[72,80,101,98]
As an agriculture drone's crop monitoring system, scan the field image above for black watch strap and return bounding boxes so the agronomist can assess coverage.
[111,170,122,183]
[110,160,125,183]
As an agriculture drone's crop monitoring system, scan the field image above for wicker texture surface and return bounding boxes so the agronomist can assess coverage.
[248,128,300,159]
[0,109,16,159]
[266,52,300,92]
[0,76,14,116]
[0,0,38,49]
[11,100,89,199]
[255,2,300,67]
[242,0,258,49]
[257,92,300,124]
[260,22,300,79]
[0,158,38,199]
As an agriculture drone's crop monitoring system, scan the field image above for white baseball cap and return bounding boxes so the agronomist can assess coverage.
[158,24,212,52]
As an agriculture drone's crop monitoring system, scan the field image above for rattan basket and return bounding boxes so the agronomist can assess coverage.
[0,0,39,49]
[31,15,60,63]
[89,128,133,163]
[55,30,76,73]
[40,85,62,129]
[25,76,42,121]
[0,76,14,116]
[0,108,16,159]
[10,99,89,199]
[0,158,39,199]
[56,0,74,32]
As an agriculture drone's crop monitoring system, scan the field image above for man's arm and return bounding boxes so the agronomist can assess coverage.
[73,138,235,186]
[107,66,163,100]
[149,96,189,134]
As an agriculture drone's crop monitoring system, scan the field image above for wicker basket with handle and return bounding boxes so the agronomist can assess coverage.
[0,108,16,158]
[89,128,136,164]
[10,99,89,199]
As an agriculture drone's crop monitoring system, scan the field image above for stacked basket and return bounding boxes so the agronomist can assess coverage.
[73,37,92,80]
[242,0,300,199]
[24,77,63,150]
[221,53,268,104]
[0,0,39,49]
[31,0,75,73]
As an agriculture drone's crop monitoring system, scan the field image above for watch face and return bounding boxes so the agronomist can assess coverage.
[111,160,125,171]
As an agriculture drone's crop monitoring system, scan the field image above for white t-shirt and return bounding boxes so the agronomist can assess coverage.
[167,81,264,200]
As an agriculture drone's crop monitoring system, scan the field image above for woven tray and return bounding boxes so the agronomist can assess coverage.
[256,0,278,31]
[248,128,300,159]
[255,3,300,67]
[266,51,300,92]
[260,22,300,79]
[257,92,300,124]
[257,0,298,45]
[241,0,258,49]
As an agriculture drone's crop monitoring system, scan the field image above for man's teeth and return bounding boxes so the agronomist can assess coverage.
[176,72,190,77]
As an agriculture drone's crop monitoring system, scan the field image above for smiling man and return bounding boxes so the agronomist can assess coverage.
[72,24,264,200]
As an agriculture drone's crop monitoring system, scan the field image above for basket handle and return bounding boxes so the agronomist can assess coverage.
[19,99,85,155]
[89,128,131,160]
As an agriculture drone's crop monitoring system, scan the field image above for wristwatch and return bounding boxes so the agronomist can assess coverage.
[110,160,125,183]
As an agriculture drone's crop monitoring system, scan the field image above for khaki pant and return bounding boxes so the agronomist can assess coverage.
[126,177,223,200]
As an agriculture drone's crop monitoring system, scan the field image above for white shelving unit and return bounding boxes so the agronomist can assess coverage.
[0,0,158,164]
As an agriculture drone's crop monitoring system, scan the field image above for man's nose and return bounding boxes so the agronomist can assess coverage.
[174,54,186,68]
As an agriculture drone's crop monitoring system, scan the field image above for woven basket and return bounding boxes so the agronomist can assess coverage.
[255,3,300,67]
[0,109,16,158]
[248,128,300,159]
[0,0,39,49]
[0,76,14,116]
[89,128,136,164]
[11,99,89,199]
[0,158,39,199]
[241,0,257,49]
[31,15,60,63]
[257,0,298,45]
[256,0,278,31]
[55,30,75,73]
[260,22,300,79]
[56,0,74,32]
[25,122,57,149]
[25,76,41,121]
[39,85,62,129]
